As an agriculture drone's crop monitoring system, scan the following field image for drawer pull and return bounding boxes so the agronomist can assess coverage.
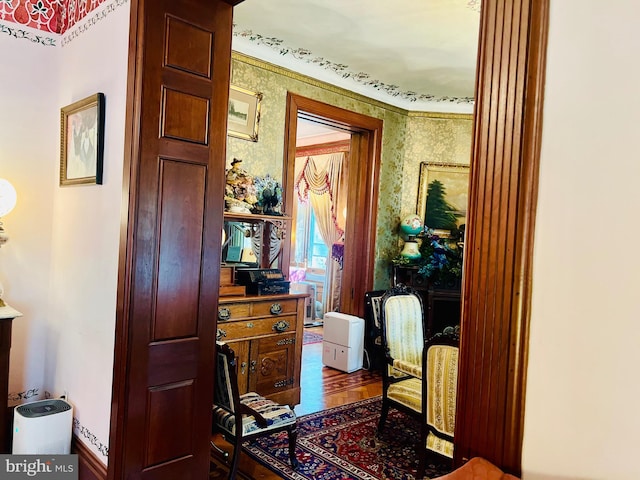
[276,337,295,346]
[274,378,294,388]
[240,361,247,375]
[250,360,257,373]
[273,320,290,332]
[216,328,227,340]
[246,322,254,329]
[270,303,283,315]
[218,307,231,321]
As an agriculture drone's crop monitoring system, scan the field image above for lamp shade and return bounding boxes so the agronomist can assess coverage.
[0,179,17,217]
[399,214,423,238]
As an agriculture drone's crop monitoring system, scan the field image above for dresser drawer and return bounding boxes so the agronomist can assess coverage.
[218,298,297,320]
[217,303,251,321]
[251,299,297,316]
[216,314,297,341]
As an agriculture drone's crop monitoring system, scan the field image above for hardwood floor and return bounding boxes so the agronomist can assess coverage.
[210,326,382,479]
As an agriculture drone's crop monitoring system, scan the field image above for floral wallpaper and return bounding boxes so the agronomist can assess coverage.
[0,0,110,34]
[401,115,473,220]
[229,54,473,289]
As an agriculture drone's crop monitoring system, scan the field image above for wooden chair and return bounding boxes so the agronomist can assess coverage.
[363,289,386,371]
[419,326,460,475]
[376,284,427,473]
[212,342,298,479]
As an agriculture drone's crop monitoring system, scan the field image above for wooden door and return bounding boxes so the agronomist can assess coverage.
[108,1,237,479]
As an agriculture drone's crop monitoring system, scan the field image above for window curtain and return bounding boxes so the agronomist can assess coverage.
[295,152,345,313]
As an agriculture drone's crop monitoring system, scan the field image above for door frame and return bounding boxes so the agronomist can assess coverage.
[283,93,383,318]
[107,0,549,477]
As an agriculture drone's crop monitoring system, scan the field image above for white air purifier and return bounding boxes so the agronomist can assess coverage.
[322,312,364,373]
[12,399,73,454]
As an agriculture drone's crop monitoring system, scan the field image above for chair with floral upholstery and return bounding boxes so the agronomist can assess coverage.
[212,341,298,480]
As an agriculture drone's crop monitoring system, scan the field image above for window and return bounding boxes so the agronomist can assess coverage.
[292,200,327,269]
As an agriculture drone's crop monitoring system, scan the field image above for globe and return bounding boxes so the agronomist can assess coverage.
[399,214,423,238]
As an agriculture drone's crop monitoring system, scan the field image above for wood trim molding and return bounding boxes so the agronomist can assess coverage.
[295,140,350,158]
[454,0,549,475]
[73,436,107,480]
[283,93,382,317]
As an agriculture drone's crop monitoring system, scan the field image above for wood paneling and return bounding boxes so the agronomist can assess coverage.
[454,0,549,475]
[164,16,212,78]
[155,160,205,339]
[108,0,232,479]
[161,89,210,144]
[146,382,194,465]
[73,436,107,480]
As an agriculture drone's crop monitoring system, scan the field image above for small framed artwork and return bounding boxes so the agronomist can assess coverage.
[60,93,105,186]
[228,85,262,142]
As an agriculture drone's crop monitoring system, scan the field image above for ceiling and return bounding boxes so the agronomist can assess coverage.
[232,0,481,114]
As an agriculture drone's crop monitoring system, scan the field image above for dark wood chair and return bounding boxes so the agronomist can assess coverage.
[363,289,386,371]
[376,284,428,475]
[212,341,298,479]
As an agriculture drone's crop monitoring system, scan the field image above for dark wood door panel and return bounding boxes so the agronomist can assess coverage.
[145,381,195,466]
[164,16,213,78]
[109,0,233,479]
[154,160,206,340]
[161,89,210,144]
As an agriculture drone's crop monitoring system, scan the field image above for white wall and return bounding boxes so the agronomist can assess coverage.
[49,3,130,462]
[523,2,640,479]
[0,28,59,408]
[0,0,129,463]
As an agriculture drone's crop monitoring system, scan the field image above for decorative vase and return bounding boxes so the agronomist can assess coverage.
[399,214,423,237]
[400,240,421,260]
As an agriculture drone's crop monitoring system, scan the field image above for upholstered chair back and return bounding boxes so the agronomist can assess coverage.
[423,330,460,459]
[382,288,424,378]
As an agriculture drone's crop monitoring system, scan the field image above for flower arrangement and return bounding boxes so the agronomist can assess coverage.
[392,226,465,287]
[417,229,463,284]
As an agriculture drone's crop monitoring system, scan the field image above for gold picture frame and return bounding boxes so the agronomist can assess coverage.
[60,93,105,186]
[227,85,262,142]
[417,161,470,230]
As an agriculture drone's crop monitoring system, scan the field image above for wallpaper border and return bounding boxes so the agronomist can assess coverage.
[233,51,474,119]
[0,21,57,46]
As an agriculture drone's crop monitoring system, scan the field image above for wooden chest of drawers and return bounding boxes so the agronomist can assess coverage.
[216,293,308,406]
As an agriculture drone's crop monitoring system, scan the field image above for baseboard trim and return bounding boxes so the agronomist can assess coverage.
[72,435,107,480]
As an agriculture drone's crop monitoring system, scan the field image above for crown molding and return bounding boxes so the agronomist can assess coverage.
[232,51,474,119]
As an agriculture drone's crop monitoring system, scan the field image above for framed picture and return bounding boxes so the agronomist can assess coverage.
[416,161,470,231]
[228,85,262,142]
[60,93,105,186]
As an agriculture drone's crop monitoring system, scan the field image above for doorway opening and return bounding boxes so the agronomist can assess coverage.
[283,93,383,320]
[289,117,351,324]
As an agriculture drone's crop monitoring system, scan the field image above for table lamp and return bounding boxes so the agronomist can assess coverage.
[0,178,17,307]
[399,214,423,261]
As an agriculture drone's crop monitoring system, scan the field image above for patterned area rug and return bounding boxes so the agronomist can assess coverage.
[243,397,453,480]
[303,330,323,345]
